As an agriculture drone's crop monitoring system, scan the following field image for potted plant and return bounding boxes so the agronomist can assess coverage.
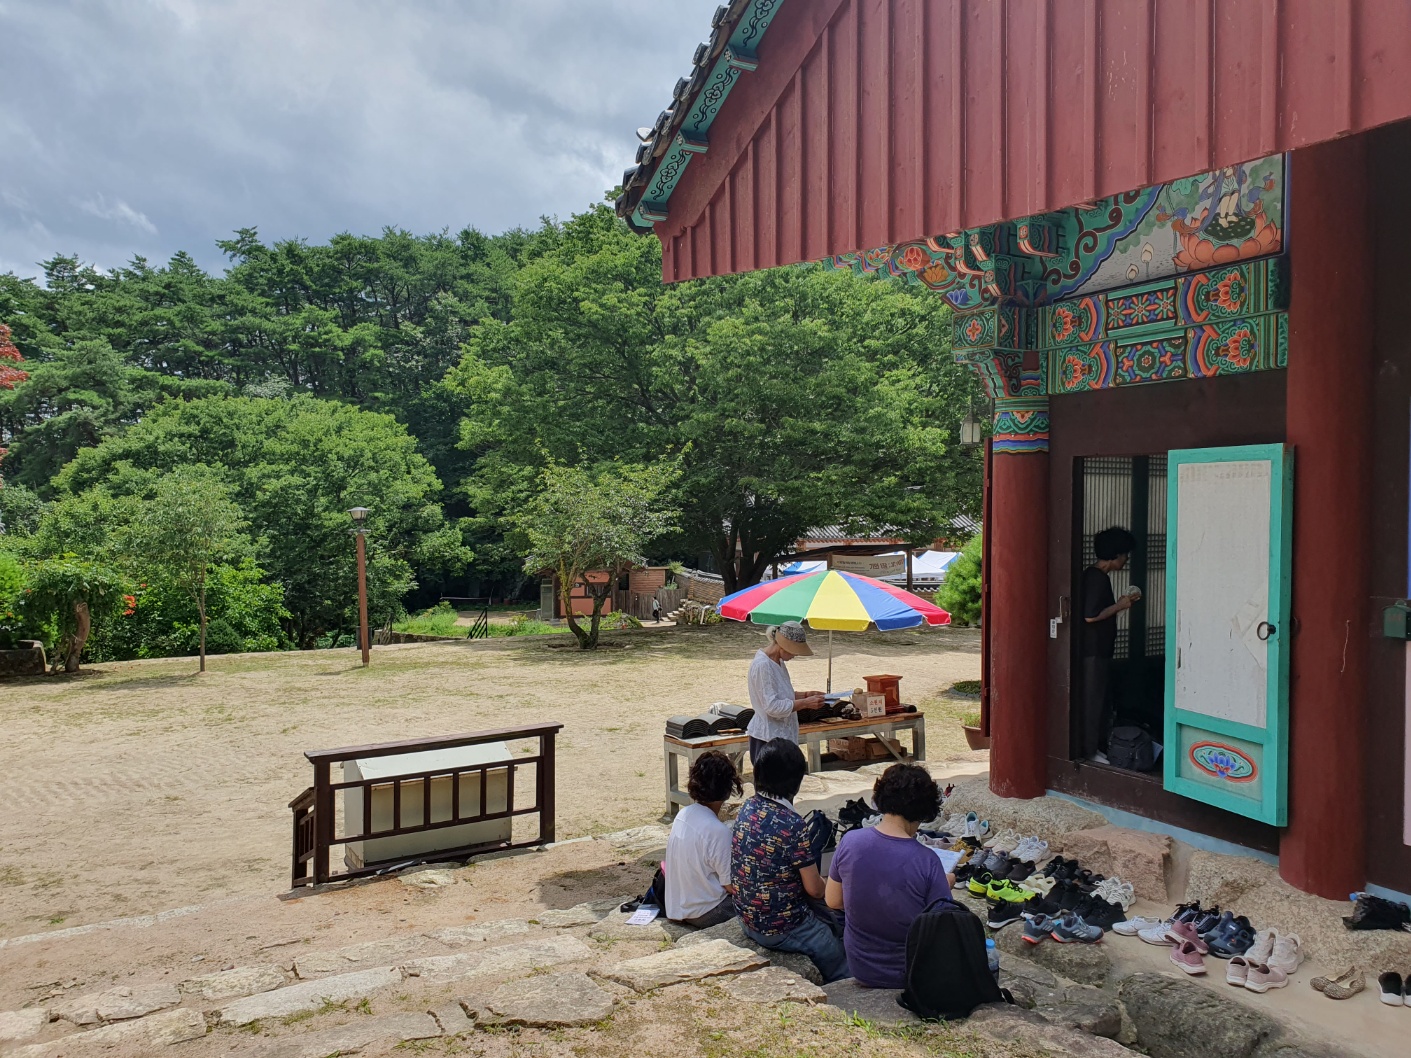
[960,709,990,751]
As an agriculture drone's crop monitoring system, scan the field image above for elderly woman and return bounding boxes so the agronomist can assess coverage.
[825,763,953,989]
[746,621,825,764]
[664,750,742,928]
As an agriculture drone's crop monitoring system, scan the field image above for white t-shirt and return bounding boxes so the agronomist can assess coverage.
[746,648,799,742]
[665,803,733,920]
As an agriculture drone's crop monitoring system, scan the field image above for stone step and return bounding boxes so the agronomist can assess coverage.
[217,966,404,1027]
[10,1009,206,1057]
[604,938,768,992]
[256,1011,442,1058]
[459,971,616,1028]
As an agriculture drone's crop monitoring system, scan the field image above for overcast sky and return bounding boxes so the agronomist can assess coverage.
[0,0,720,280]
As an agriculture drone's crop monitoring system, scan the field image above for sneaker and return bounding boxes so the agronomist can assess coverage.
[1267,932,1302,974]
[1021,874,1056,896]
[1171,901,1204,924]
[1023,914,1055,945]
[1092,878,1135,910]
[986,878,1032,904]
[1170,940,1207,975]
[1226,955,1252,987]
[1052,881,1084,912]
[1209,923,1256,959]
[1003,860,1036,884]
[1197,909,1234,941]
[1112,915,1167,937]
[984,828,1022,851]
[967,871,995,896]
[1138,921,1177,946]
[1243,929,1276,965]
[1050,911,1103,944]
[1168,919,1211,954]
[1379,971,1405,1006]
[1191,907,1224,935]
[1081,896,1127,931]
[1245,962,1289,993]
[1012,837,1049,863]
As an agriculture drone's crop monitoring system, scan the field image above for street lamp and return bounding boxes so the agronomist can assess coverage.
[959,408,984,447]
[349,507,371,667]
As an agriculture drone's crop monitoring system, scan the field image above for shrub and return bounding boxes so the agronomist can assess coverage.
[937,533,982,626]
[961,710,983,728]
[393,602,463,637]
[0,550,26,649]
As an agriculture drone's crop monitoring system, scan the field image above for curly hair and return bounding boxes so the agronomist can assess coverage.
[871,763,941,824]
[687,750,743,804]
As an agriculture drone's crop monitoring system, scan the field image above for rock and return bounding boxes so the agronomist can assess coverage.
[716,966,826,1005]
[604,939,768,992]
[674,916,824,984]
[53,983,180,1025]
[400,868,458,889]
[0,1009,47,1044]
[1057,825,1171,901]
[1119,972,1279,1058]
[1035,984,1123,1039]
[599,825,670,853]
[533,903,608,927]
[294,938,424,978]
[1260,1045,1360,1058]
[942,777,1106,849]
[401,934,592,984]
[588,910,672,943]
[426,919,533,945]
[821,978,920,1030]
[259,1012,441,1058]
[216,966,403,1027]
[462,971,615,1028]
[992,924,1113,986]
[11,1009,206,1057]
[429,1000,475,1036]
[179,963,286,1002]
[997,951,1058,989]
[965,1004,1137,1057]
[1184,851,1278,908]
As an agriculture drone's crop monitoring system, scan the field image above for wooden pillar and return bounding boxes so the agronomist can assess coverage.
[987,396,1051,799]
[1280,137,1375,898]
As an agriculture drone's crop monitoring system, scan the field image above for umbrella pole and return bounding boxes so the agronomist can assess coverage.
[827,630,833,693]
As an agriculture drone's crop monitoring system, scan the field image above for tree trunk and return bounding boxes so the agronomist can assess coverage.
[585,592,610,650]
[198,588,207,673]
[559,566,590,649]
[64,600,90,673]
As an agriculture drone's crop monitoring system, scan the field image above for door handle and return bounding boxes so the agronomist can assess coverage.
[1257,621,1276,641]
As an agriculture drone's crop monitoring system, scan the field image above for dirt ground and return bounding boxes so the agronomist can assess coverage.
[0,622,981,938]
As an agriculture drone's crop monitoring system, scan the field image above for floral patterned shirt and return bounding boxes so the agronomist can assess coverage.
[731,794,814,937]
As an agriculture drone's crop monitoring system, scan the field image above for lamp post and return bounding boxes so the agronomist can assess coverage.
[349,507,370,666]
[959,407,984,447]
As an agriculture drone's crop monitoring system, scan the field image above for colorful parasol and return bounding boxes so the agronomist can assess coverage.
[718,570,951,690]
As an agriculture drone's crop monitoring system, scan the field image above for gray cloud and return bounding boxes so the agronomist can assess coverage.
[0,0,720,278]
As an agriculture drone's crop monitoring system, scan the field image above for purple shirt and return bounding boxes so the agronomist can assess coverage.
[828,826,953,989]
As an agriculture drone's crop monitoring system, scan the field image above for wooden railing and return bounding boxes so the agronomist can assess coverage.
[289,723,562,889]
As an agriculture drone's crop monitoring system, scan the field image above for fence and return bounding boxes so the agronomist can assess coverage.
[289,722,562,888]
[625,587,685,620]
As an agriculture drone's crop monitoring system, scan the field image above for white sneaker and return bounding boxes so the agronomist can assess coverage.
[1113,915,1167,937]
[1268,932,1303,975]
[984,828,1021,850]
[1244,928,1277,964]
[1012,837,1050,864]
[1093,878,1136,910]
[1138,922,1176,946]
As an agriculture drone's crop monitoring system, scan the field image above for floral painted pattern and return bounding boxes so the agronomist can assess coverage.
[1050,306,1076,343]
[731,795,814,937]
[1213,270,1247,311]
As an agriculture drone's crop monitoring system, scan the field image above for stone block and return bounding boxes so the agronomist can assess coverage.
[0,644,45,678]
[216,966,403,1026]
[942,777,1107,850]
[179,964,287,1002]
[400,868,458,889]
[821,978,919,1031]
[965,1004,1137,1057]
[401,934,591,985]
[425,919,533,946]
[259,1012,441,1058]
[428,1000,475,1036]
[993,923,1113,986]
[674,916,824,984]
[1119,972,1280,1058]
[599,825,670,854]
[294,938,424,978]
[1058,825,1171,901]
[461,971,615,1028]
[0,1009,48,1044]
[588,910,672,943]
[532,903,607,927]
[1034,984,1123,1039]
[53,983,180,1025]
[604,939,768,992]
[1184,851,1278,908]
[716,966,825,1005]
[11,1008,206,1057]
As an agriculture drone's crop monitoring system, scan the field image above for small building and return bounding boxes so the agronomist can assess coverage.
[619,0,1411,901]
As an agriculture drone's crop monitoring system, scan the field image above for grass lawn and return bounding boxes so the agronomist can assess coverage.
[0,621,980,936]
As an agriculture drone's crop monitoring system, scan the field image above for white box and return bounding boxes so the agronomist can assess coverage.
[857,692,887,718]
[343,744,514,869]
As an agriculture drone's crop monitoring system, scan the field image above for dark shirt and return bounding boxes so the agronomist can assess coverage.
[732,795,814,937]
[1081,565,1117,658]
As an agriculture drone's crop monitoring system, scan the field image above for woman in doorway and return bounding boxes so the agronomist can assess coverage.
[664,751,742,929]
[745,622,825,765]
[825,763,952,989]
[1082,526,1140,760]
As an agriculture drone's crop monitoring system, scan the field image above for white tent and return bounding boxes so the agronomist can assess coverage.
[772,550,960,585]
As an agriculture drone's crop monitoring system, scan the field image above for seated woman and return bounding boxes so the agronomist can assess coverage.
[664,750,742,928]
[825,763,953,989]
[732,738,849,983]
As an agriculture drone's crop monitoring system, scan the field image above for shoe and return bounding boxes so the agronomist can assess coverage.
[1226,955,1251,987]
[1091,878,1135,911]
[1073,869,1105,893]
[1138,921,1177,946]
[1002,860,1035,884]
[1050,911,1104,944]
[1170,940,1207,975]
[1191,906,1224,935]
[1012,837,1049,864]
[1379,971,1405,1006]
[1197,909,1234,941]
[1082,896,1127,932]
[1344,893,1411,932]
[1023,914,1054,945]
[987,878,1032,904]
[1168,919,1211,954]
[1052,881,1084,911]
[837,798,872,825]
[1209,923,1256,959]
[1322,967,1366,1000]
[1243,929,1276,965]
[1245,962,1289,993]
[1267,932,1303,975]
[967,871,995,896]
[984,828,1022,851]
[1021,875,1056,896]
[1312,965,1353,993]
[1113,915,1167,937]
[986,899,1025,930]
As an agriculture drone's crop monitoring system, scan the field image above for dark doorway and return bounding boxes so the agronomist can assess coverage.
[1073,455,1168,757]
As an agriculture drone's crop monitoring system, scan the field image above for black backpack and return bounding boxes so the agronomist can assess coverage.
[898,898,1009,1020]
[1108,726,1157,772]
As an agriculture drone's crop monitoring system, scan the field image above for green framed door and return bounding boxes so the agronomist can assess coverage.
[1164,444,1293,825]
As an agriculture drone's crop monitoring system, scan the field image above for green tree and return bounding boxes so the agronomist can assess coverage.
[937,533,983,626]
[512,462,678,650]
[124,466,251,671]
[22,557,129,672]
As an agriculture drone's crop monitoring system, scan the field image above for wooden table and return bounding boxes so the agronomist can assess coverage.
[661,711,926,817]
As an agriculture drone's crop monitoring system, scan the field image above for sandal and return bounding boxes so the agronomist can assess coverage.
[1320,966,1365,999]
